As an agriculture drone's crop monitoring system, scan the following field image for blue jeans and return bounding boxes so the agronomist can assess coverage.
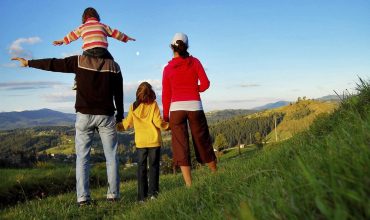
[75,112,120,202]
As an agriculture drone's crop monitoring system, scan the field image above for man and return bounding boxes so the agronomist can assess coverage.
[12,55,123,206]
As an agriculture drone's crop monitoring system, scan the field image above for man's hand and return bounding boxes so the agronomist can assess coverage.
[116,122,124,132]
[53,40,64,46]
[11,57,28,67]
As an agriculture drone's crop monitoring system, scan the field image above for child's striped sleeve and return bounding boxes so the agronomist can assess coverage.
[63,26,82,44]
[105,25,129,42]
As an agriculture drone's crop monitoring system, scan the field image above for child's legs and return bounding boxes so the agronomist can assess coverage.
[147,147,161,197]
[83,48,114,59]
[136,148,148,201]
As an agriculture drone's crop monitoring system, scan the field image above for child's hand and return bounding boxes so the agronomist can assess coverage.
[127,36,136,42]
[53,40,64,46]
[11,57,28,67]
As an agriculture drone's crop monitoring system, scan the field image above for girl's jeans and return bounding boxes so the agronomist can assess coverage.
[136,147,161,201]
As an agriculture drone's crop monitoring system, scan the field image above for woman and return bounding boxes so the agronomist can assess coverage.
[162,33,217,187]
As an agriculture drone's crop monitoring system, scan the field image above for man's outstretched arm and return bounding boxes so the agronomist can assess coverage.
[12,56,77,73]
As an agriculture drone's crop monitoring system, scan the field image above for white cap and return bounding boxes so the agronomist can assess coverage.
[171,33,188,47]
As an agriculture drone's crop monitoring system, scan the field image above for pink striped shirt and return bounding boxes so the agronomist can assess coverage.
[63,18,129,50]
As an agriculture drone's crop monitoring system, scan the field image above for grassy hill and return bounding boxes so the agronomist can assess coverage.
[205,109,257,124]
[245,99,338,142]
[1,80,368,219]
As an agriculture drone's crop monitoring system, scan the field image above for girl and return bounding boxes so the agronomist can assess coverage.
[53,7,135,89]
[120,82,169,201]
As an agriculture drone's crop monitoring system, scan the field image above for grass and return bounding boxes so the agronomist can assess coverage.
[263,99,338,141]
[1,80,369,219]
[45,135,75,154]
[0,162,137,208]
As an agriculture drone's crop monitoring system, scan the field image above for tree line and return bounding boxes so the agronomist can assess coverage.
[209,113,285,149]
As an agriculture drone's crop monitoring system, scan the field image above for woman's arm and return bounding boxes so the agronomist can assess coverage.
[152,102,169,130]
[195,58,210,92]
[162,69,171,122]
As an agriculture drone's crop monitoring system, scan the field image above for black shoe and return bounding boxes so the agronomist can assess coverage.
[77,200,91,207]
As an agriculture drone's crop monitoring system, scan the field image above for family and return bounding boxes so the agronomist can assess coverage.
[11,7,217,206]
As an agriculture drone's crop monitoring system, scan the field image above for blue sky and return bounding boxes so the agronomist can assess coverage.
[0,0,369,113]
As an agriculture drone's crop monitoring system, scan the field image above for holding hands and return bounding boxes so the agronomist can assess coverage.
[116,122,125,132]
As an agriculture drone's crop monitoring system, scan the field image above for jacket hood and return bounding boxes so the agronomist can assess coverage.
[132,102,154,120]
[167,56,194,69]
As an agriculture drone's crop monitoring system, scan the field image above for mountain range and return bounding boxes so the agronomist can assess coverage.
[252,101,291,110]
[0,96,339,130]
[0,108,75,130]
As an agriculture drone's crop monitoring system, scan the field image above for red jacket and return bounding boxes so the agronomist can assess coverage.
[162,56,210,121]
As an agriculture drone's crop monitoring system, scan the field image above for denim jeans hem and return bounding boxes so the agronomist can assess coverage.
[77,197,91,203]
[107,193,120,199]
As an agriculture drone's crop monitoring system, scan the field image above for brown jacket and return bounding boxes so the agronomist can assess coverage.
[28,55,124,122]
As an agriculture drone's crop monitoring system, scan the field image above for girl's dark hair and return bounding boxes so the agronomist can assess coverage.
[133,82,156,110]
[82,7,100,24]
[171,40,189,58]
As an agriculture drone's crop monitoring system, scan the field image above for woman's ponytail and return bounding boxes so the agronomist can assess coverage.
[172,40,189,58]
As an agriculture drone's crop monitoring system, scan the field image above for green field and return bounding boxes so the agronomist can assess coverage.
[0,162,137,208]
[0,80,369,219]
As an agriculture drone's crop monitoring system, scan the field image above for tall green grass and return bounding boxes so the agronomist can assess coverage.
[1,80,369,219]
[0,162,137,208]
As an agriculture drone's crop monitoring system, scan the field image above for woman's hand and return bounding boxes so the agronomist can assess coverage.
[11,57,28,67]
[53,40,64,46]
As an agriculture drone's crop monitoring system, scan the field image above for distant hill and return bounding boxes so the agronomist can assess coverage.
[254,100,338,141]
[0,109,75,130]
[206,99,338,147]
[205,109,257,124]
[317,95,341,102]
[253,101,290,110]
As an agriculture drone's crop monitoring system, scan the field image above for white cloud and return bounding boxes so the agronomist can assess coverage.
[41,86,75,103]
[8,37,42,58]
[238,83,261,88]
[124,79,162,94]
[123,79,162,110]
[0,81,65,90]
[42,92,75,102]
